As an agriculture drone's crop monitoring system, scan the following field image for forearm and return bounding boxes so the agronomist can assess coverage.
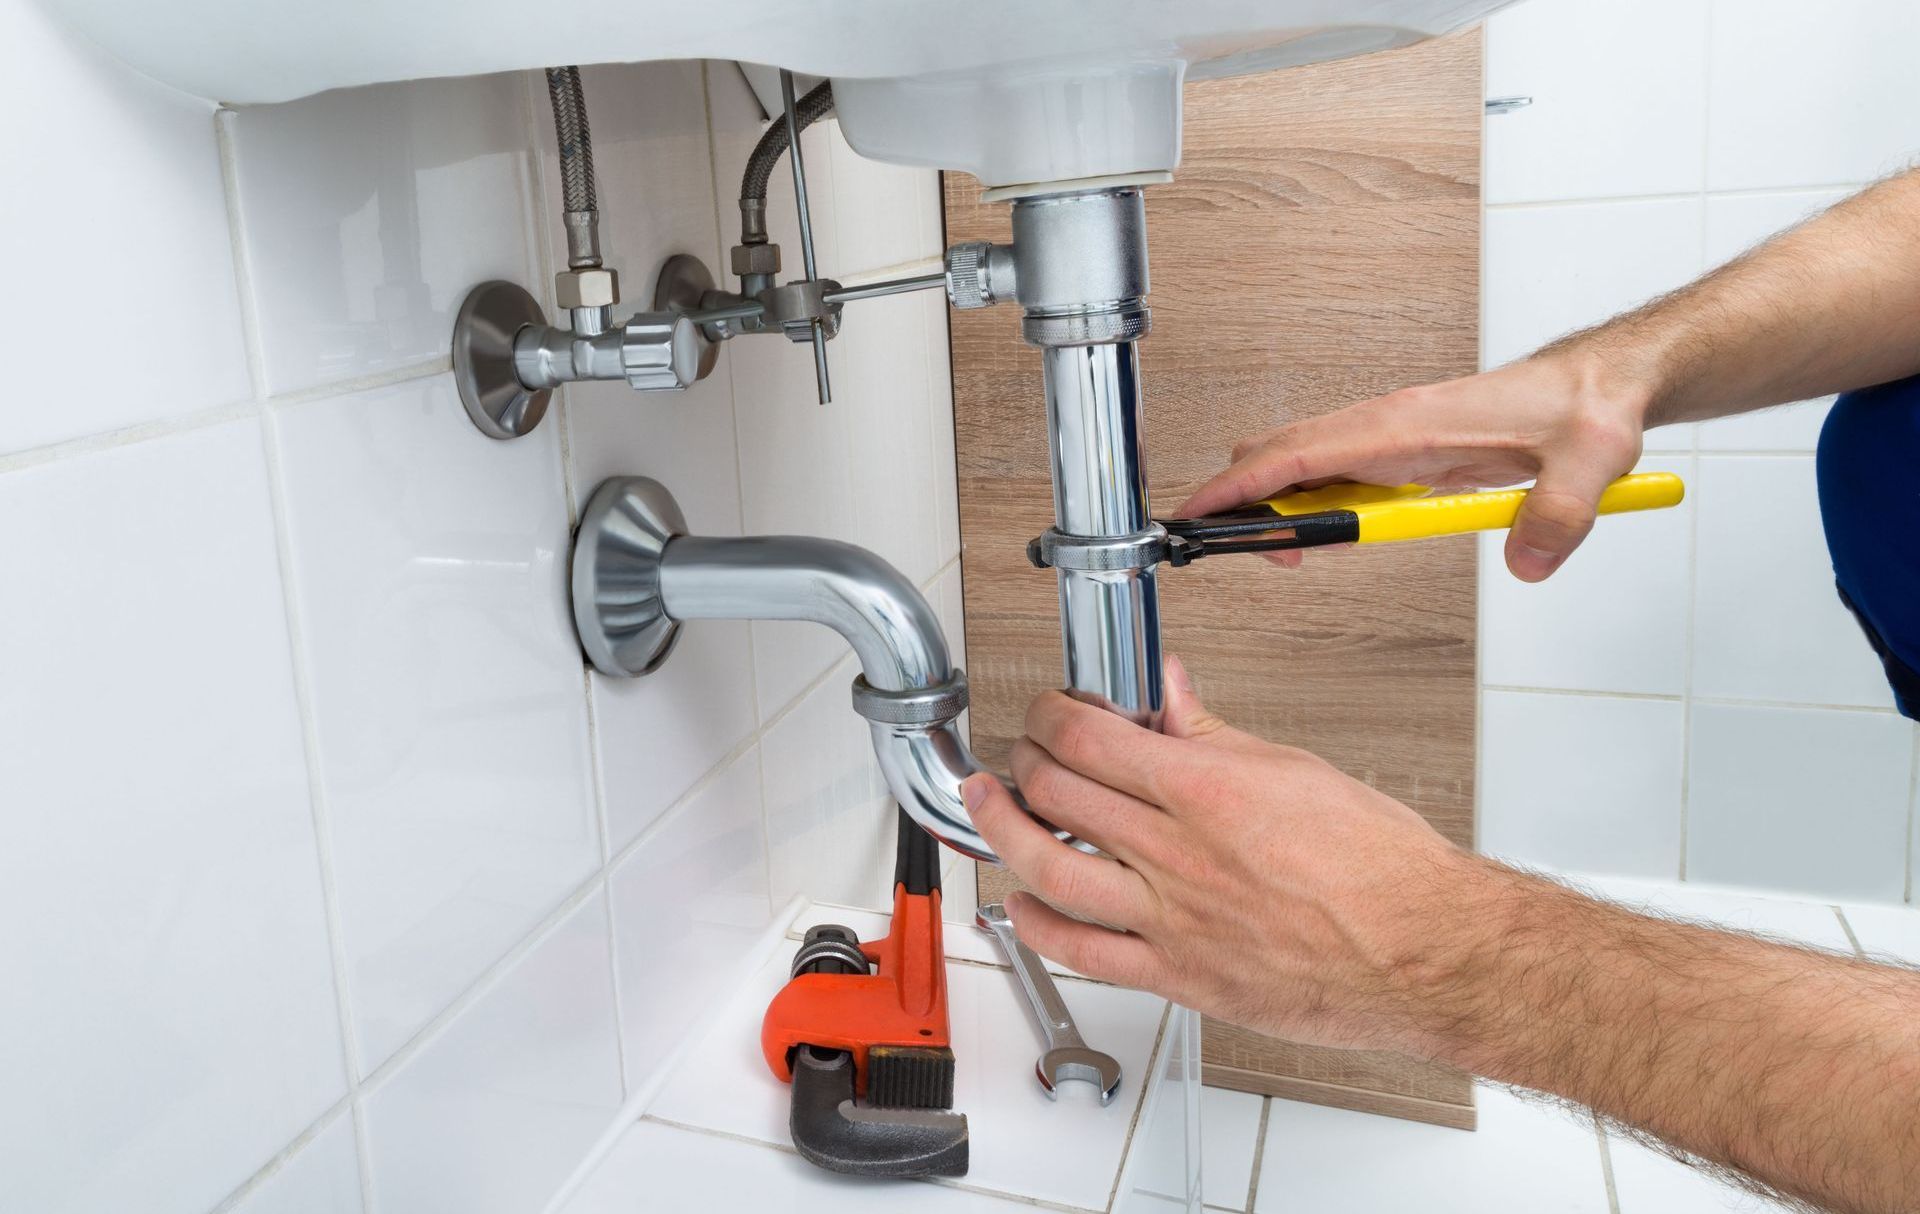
[1407,862,1920,1213]
[1543,167,1920,429]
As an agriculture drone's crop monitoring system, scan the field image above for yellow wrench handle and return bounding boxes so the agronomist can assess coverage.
[1260,472,1686,545]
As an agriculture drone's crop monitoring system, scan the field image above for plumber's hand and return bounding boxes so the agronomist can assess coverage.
[963,658,1494,1054]
[1178,354,1648,582]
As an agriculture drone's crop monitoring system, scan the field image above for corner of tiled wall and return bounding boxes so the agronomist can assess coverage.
[3,13,962,1208]
[1478,0,1920,904]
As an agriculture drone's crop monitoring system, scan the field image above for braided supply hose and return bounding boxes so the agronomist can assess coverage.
[738,80,834,244]
[544,66,600,268]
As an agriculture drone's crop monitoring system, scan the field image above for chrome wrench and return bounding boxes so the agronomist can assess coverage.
[975,903,1123,1105]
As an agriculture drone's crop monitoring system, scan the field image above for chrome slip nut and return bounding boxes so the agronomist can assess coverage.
[730,242,782,277]
[555,266,620,310]
[849,672,970,727]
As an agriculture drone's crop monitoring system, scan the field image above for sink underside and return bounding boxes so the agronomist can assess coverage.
[45,0,1513,185]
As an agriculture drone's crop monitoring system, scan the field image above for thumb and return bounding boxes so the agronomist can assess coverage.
[1161,655,1232,743]
[1504,461,1615,582]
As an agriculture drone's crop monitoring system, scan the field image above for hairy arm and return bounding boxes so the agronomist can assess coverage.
[1426,866,1920,1213]
[966,661,1920,1214]
[1182,167,1920,581]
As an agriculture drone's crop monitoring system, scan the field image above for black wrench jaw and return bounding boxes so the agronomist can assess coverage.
[788,1046,970,1178]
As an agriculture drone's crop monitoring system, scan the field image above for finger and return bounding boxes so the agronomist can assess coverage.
[963,774,1154,929]
[1004,891,1166,991]
[1161,656,1229,743]
[1260,550,1304,569]
[1178,410,1385,517]
[1503,460,1618,582]
[1024,691,1181,806]
[1011,737,1171,864]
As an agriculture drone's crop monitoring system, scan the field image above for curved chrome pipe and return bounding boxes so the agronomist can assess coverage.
[657,534,1026,863]
[569,475,1061,864]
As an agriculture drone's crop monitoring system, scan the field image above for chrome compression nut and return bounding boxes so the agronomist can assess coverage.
[1021,303,1152,349]
[945,241,1016,310]
[849,671,970,726]
[555,266,620,309]
[730,242,782,277]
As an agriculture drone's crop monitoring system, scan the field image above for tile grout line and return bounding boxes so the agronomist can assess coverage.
[1833,906,1865,957]
[0,400,259,476]
[1485,181,1869,213]
[1242,1096,1273,1213]
[698,61,782,922]
[523,65,636,1108]
[1482,682,1906,716]
[254,405,376,1212]
[207,1096,358,1213]
[1098,1002,1174,1213]
[1595,1114,1622,1214]
[1678,451,1701,882]
[220,90,382,1212]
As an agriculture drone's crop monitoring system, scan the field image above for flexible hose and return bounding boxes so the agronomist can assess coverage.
[740,80,834,207]
[545,66,596,215]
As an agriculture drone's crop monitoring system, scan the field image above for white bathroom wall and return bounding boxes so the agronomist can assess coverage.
[0,4,964,1207]
[1478,0,1920,902]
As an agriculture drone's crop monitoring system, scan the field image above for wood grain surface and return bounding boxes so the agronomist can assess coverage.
[948,30,1484,1127]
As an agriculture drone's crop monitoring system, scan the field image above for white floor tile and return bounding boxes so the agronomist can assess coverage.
[1608,1129,1798,1213]
[0,0,251,454]
[1484,0,1709,204]
[609,747,775,1093]
[1567,873,1855,953]
[1837,902,1920,966]
[1481,691,1685,879]
[1116,1009,1202,1211]
[270,375,600,1068]
[362,892,622,1214]
[1707,0,1920,192]
[1691,456,1896,708]
[1479,456,1693,696]
[229,1115,363,1214]
[559,1119,1041,1213]
[1198,1088,1264,1210]
[1686,703,1911,903]
[0,421,346,1214]
[1254,1086,1609,1213]
[648,936,1169,1211]
[225,72,540,397]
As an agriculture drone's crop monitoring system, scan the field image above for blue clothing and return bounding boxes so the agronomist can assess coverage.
[1817,376,1920,719]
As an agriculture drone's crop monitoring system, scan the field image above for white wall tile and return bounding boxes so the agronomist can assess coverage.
[1480,456,1693,696]
[1574,873,1857,952]
[1255,1086,1610,1213]
[924,291,962,566]
[225,73,540,396]
[1840,901,1920,965]
[0,421,345,1213]
[1484,0,1710,204]
[1687,703,1912,902]
[1481,691,1685,879]
[759,658,896,912]
[270,375,598,1069]
[1483,198,1704,371]
[229,1116,363,1214]
[1691,456,1894,707]
[362,892,622,1214]
[1707,0,1920,191]
[827,120,943,273]
[0,0,251,454]
[608,747,773,1092]
[835,289,942,587]
[1609,1129,1797,1213]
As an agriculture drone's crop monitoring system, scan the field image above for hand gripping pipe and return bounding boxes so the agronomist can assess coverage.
[570,476,1078,863]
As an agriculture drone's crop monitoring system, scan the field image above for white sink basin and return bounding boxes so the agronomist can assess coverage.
[43,0,1512,185]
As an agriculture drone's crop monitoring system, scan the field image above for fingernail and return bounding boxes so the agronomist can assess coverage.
[1512,544,1562,580]
[1167,654,1194,695]
[962,776,989,811]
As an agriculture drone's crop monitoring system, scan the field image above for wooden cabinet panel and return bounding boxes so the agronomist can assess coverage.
[945,29,1484,1128]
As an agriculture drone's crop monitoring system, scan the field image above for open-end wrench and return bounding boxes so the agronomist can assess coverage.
[975,903,1123,1105]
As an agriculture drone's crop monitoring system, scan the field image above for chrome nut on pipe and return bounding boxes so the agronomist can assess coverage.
[945,241,1016,310]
